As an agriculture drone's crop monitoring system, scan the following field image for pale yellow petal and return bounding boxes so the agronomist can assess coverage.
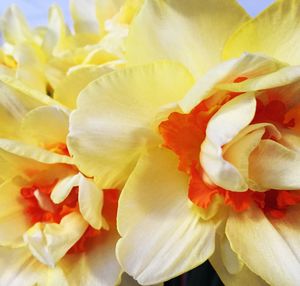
[54,65,113,109]
[47,267,68,286]
[179,53,283,112]
[249,139,300,190]
[226,205,300,286]
[61,229,121,286]
[0,179,30,246]
[0,139,73,165]
[117,147,216,284]
[24,212,89,267]
[21,106,69,146]
[219,66,300,93]
[1,5,32,45]
[0,246,48,286]
[200,93,256,191]
[70,0,100,34]
[51,173,80,204]
[127,0,250,76]
[68,61,194,188]
[78,174,103,229]
[210,234,268,286]
[223,0,300,65]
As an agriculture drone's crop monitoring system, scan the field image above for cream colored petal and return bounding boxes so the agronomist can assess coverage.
[42,5,68,55]
[61,229,121,286]
[223,128,265,186]
[0,139,72,165]
[223,0,300,65]
[200,93,256,191]
[24,212,89,267]
[179,53,283,112]
[226,205,300,286]
[21,106,69,146]
[117,147,216,284]
[68,61,194,188]
[219,66,300,93]
[47,267,68,286]
[0,179,30,246]
[1,5,32,45]
[126,0,249,76]
[279,129,300,153]
[70,0,100,34]
[51,173,81,204]
[249,139,300,190]
[0,246,48,286]
[54,65,113,109]
[14,42,46,92]
[78,174,103,229]
[210,234,268,286]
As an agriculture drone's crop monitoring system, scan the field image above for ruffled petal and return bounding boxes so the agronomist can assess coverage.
[126,0,250,76]
[24,212,89,267]
[117,147,216,284]
[200,93,256,191]
[226,205,300,286]
[68,61,194,188]
[249,139,300,190]
[223,0,300,65]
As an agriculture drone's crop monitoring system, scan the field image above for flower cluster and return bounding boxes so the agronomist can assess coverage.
[1,0,300,285]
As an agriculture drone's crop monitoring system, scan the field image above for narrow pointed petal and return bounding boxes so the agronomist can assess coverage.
[117,148,216,284]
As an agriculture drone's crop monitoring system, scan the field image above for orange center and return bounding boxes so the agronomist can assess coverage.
[159,79,300,219]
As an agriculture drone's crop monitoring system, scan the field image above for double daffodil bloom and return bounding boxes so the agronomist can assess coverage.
[0,0,142,99]
[69,0,300,285]
[0,82,122,285]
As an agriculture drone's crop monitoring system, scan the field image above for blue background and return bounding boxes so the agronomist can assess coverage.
[0,0,275,27]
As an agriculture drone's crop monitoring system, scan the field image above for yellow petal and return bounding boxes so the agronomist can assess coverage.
[249,139,300,190]
[42,5,68,55]
[127,0,250,76]
[218,65,300,93]
[14,42,46,92]
[226,205,300,285]
[0,179,30,246]
[68,61,194,188]
[0,139,73,165]
[200,93,256,191]
[24,212,88,267]
[21,106,69,146]
[179,53,283,113]
[223,0,300,65]
[78,173,103,229]
[70,0,100,34]
[54,65,113,109]
[117,148,216,284]
[1,5,32,45]
[47,267,68,286]
[51,173,81,204]
[0,246,48,285]
[61,229,121,286]
[210,234,269,286]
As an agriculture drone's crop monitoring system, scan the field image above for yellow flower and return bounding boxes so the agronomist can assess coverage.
[0,83,122,285]
[0,0,142,98]
[69,0,300,285]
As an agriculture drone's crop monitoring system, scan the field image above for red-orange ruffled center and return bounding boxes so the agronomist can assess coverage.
[159,84,300,219]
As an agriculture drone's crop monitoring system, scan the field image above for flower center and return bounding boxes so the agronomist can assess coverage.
[159,80,300,219]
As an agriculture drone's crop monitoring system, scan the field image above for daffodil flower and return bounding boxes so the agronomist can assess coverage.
[0,82,124,285]
[0,0,142,97]
[69,0,300,285]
